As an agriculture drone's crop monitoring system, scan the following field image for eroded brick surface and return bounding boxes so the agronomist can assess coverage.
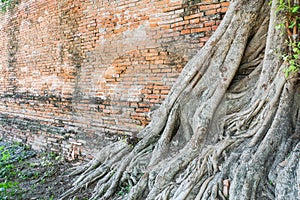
[0,0,228,159]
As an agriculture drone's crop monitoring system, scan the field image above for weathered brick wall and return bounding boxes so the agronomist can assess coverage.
[0,0,228,159]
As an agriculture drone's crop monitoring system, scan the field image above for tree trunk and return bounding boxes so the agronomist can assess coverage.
[60,0,300,199]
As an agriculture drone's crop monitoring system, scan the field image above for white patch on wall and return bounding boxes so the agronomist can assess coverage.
[120,85,143,102]
[122,24,148,50]
[37,16,44,23]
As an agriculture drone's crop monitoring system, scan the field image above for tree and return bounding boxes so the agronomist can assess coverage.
[60,0,300,199]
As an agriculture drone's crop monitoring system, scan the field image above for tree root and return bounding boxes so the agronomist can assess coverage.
[59,0,300,199]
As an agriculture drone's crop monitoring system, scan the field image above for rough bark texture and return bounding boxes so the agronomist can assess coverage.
[60,0,300,199]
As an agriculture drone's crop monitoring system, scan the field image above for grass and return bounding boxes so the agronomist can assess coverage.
[0,140,64,199]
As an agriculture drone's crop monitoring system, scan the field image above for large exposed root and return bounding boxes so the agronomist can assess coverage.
[60,0,300,199]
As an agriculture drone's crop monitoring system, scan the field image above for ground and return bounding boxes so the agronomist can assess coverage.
[0,140,96,200]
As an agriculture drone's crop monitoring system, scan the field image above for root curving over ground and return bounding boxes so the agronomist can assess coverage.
[60,0,300,199]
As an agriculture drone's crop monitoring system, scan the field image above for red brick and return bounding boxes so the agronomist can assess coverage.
[181,29,191,34]
[200,4,220,10]
[217,7,228,13]
[189,18,200,24]
[205,9,218,15]
[184,13,204,20]
[0,0,229,160]
[204,21,216,27]
[171,21,188,28]
[221,2,230,7]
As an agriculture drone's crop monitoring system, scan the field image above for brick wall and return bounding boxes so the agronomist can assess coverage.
[0,0,228,159]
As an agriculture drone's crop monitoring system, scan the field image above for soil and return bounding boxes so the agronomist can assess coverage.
[0,140,93,200]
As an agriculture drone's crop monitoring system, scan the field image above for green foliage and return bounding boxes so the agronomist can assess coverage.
[0,0,13,12]
[0,142,36,199]
[0,180,20,199]
[275,0,300,77]
[0,148,20,199]
[269,179,274,185]
[0,141,65,199]
[117,183,132,197]
[0,164,15,178]
[1,150,11,162]
[283,40,300,76]
[276,0,300,13]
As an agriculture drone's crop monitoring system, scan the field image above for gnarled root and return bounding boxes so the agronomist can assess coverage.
[59,0,300,199]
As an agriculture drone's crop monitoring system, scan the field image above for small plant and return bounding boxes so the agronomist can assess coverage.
[39,151,63,167]
[0,0,13,12]
[275,0,300,77]
[1,150,11,162]
[0,180,19,199]
[0,142,38,198]
[269,179,274,185]
[0,164,15,178]
[117,183,132,197]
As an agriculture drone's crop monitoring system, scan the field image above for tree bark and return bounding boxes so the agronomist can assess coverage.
[60,0,300,199]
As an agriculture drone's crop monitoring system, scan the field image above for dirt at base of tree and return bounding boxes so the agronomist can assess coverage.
[0,140,93,200]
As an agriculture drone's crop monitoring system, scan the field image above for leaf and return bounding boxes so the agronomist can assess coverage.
[279,0,285,6]
[285,69,289,77]
[292,6,300,13]
[275,23,284,30]
[289,59,295,65]
[293,47,298,53]
[282,54,289,61]
[289,21,296,28]
[269,0,273,6]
